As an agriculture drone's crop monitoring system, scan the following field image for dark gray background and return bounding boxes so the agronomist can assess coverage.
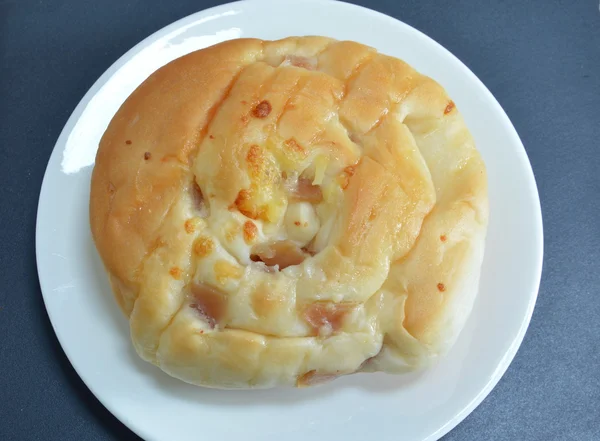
[1,0,599,439]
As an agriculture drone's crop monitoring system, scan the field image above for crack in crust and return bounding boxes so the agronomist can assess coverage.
[342,53,375,97]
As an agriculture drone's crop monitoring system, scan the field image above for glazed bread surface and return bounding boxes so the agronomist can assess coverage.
[90,36,488,388]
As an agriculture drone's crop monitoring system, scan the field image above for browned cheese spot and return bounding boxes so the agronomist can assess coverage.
[437,283,446,292]
[246,144,262,170]
[189,282,228,328]
[194,236,214,257]
[243,221,258,244]
[144,151,151,160]
[440,235,447,242]
[234,189,254,218]
[284,138,304,154]
[234,189,264,220]
[444,100,455,115]
[125,140,132,145]
[251,100,272,118]
[169,267,182,279]
[184,219,197,234]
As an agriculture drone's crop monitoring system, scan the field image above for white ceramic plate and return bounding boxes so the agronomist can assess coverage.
[36,1,543,440]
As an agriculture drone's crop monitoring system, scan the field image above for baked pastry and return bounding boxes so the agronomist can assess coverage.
[90,36,488,389]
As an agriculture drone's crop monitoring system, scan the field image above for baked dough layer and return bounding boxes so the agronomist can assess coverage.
[90,37,488,389]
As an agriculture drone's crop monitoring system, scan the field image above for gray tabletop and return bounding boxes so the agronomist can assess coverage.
[1,0,599,440]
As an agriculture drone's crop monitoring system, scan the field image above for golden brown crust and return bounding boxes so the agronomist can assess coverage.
[90,36,488,388]
[90,39,264,289]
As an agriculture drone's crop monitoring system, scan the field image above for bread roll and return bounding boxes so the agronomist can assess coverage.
[89,36,488,389]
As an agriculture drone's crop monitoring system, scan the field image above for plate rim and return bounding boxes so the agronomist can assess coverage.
[35,1,544,440]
